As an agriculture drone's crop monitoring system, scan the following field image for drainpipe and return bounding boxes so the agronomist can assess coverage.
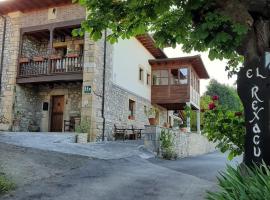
[101,29,107,141]
[0,14,6,94]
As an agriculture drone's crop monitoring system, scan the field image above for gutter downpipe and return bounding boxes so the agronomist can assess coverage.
[102,29,107,141]
[0,14,6,94]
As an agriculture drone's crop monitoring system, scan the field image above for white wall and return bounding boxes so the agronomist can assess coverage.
[112,38,154,101]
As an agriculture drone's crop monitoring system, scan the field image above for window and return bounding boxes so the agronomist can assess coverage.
[146,73,151,85]
[128,99,135,120]
[139,67,144,82]
[169,68,188,85]
[152,70,169,85]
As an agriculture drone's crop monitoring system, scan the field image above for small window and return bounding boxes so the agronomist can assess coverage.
[128,99,135,120]
[152,70,169,85]
[139,67,144,82]
[146,73,151,85]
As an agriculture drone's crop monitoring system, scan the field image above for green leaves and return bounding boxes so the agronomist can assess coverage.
[207,163,270,200]
[74,0,249,74]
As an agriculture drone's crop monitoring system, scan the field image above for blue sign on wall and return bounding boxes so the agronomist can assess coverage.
[84,86,92,94]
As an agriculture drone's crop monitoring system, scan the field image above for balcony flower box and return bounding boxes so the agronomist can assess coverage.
[49,54,62,60]
[128,115,135,120]
[33,56,45,62]
[19,57,30,63]
[66,53,79,58]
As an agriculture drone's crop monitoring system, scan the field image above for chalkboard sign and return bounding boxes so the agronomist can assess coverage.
[237,55,270,166]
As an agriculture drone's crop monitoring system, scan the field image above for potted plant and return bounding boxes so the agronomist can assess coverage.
[66,50,79,58]
[75,118,90,144]
[144,107,159,125]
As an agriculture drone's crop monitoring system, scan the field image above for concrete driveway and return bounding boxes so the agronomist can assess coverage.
[0,133,241,200]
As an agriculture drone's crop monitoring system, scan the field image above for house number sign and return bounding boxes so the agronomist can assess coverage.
[84,86,92,94]
[237,55,270,166]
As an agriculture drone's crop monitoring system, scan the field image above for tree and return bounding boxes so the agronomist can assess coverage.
[205,79,243,111]
[73,0,270,165]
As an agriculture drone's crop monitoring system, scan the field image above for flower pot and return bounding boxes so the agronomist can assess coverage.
[66,53,79,58]
[19,57,30,63]
[33,56,45,62]
[128,115,135,120]
[180,127,187,133]
[76,133,88,144]
[50,55,62,60]
[148,118,157,125]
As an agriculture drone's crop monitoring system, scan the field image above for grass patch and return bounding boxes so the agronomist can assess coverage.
[0,174,15,195]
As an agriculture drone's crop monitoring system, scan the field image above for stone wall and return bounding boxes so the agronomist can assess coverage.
[0,4,86,130]
[21,35,49,57]
[13,82,82,132]
[144,126,216,158]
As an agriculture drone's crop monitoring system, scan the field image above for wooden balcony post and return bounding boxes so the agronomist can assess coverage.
[48,28,54,74]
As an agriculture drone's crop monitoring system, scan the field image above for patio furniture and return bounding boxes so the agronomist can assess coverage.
[114,124,127,140]
[131,125,143,139]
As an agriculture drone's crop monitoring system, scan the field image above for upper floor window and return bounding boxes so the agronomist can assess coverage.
[146,73,151,85]
[170,68,188,85]
[139,67,144,82]
[128,99,136,120]
[152,70,169,85]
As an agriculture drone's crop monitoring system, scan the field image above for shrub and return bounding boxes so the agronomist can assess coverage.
[75,118,91,133]
[207,163,270,200]
[0,175,15,195]
[160,129,177,160]
[202,97,245,160]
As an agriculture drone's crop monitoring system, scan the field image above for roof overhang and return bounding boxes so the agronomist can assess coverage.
[149,55,210,79]
[136,34,167,59]
[0,0,73,15]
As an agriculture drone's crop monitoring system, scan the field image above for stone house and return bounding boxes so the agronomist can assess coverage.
[0,0,209,140]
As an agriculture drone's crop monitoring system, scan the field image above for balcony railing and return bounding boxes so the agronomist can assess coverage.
[18,55,83,77]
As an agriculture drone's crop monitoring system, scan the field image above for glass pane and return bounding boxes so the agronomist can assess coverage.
[160,70,168,77]
[179,68,188,84]
[160,78,169,85]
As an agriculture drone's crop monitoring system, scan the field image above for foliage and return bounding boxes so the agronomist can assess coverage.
[207,163,270,200]
[202,99,245,160]
[73,0,248,76]
[205,79,243,111]
[75,118,91,133]
[160,129,177,160]
[0,174,15,195]
[144,107,159,118]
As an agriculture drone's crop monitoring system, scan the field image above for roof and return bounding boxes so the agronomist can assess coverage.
[149,55,210,79]
[136,34,167,59]
[0,0,72,14]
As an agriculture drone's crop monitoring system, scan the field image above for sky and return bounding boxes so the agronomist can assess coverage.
[164,46,237,95]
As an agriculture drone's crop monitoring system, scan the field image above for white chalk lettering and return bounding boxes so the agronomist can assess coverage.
[251,86,263,102]
[249,107,264,123]
[257,67,267,79]
[253,135,260,145]
[254,146,261,157]
[252,100,258,111]
[246,69,253,78]
[252,123,261,134]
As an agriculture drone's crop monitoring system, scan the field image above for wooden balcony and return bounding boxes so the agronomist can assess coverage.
[149,56,209,111]
[17,55,83,84]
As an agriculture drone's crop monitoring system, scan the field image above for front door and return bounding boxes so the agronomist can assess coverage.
[51,95,64,132]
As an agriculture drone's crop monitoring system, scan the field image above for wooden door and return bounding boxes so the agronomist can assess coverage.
[51,95,64,132]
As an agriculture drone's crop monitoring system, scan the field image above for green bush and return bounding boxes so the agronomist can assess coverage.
[0,175,15,195]
[160,129,177,160]
[75,118,91,133]
[207,163,270,200]
[202,99,245,160]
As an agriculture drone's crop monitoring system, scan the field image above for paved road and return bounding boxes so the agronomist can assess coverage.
[0,133,241,200]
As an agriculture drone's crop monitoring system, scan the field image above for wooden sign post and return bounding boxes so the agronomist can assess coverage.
[237,54,270,166]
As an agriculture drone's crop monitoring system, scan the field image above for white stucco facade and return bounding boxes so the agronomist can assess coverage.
[112,38,154,101]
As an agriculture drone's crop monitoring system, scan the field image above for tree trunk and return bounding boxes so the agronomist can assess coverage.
[237,19,270,165]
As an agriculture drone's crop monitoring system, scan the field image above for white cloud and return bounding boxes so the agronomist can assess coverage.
[164,45,237,94]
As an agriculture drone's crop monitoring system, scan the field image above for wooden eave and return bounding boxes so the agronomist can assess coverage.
[0,0,73,14]
[149,55,209,79]
[136,34,167,59]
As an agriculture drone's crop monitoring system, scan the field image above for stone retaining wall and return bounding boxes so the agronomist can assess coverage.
[144,125,216,158]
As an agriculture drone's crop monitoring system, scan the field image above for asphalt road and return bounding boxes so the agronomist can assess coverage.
[0,142,240,200]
